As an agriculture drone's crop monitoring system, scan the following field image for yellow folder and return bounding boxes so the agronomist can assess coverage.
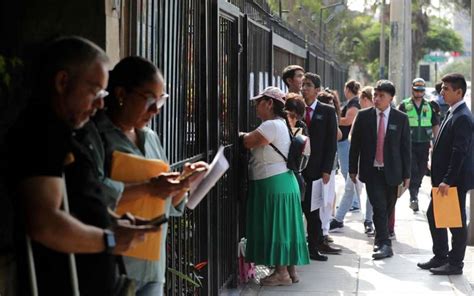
[432,187,462,228]
[111,150,169,261]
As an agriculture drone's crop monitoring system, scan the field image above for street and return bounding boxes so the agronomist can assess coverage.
[225,174,474,295]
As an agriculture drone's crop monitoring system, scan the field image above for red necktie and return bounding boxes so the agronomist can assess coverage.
[305,106,313,128]
[375,112,385,165]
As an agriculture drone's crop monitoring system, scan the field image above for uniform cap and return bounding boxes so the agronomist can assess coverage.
[412,78,426,91]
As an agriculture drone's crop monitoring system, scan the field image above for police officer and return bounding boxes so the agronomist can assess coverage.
[398,78,440,212]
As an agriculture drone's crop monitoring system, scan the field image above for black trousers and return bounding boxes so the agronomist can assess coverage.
[427,188,468,267]
[409,142,430,201]
[302,177,323,252]
[365,169,397,247]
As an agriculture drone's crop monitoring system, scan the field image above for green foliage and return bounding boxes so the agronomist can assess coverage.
[0,55,23,89]
[424,17,464,53]
[267,0,322,16]
[442,0,471,13]
[264,0,465,83]
[440,58,472,81]
[335,13,389,81]
[266,0,280,13]
[168,267,202,288]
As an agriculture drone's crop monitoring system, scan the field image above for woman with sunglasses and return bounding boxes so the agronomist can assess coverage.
[94,56,207,296]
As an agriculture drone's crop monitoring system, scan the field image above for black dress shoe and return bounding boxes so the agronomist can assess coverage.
[409,200,419,212]
[417,257,448,270]
[372,245,393,260]
[329,219,344,232]
[364,221,374,234]
[373,244,381,252]
[324,235,334,243]
[310,251,328,261]
[318,241,341,254]
[430,263,463,275]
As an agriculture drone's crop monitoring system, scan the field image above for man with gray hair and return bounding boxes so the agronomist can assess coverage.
[8,36,157,295]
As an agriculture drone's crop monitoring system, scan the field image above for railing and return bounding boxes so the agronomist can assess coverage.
[125,1,348,295]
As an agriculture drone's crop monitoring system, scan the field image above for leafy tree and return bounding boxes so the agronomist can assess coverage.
[440,58,471,81]
[442,0,471,13]
[265,0,465,82]
[423,17,464,52]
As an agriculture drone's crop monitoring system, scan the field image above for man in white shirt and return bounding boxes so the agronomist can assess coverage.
[349,80,411,260]
[301,73,339,260]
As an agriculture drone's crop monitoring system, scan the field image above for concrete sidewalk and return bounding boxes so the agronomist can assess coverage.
[224,175,474,296]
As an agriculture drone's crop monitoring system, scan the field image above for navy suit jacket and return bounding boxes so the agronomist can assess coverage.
[349,107,411,186]
[431,102,474,191]
[302,101,337,181]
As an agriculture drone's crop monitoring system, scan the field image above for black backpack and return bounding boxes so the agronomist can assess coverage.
[270,131,310,173]
[270,129,310,199]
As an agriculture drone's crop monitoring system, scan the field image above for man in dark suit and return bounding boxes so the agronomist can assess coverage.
[301,72,338,260]
[417,73,474,275]
[349,80,411,260]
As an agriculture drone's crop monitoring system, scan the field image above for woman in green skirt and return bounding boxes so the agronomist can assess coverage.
[240,86,310,286]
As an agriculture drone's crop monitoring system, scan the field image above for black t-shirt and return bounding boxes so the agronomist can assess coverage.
[339,98,361,141]
[7,103,116,296]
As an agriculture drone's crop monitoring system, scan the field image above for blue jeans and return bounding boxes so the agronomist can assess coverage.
[335,177,373,223]
[136,281,164,296]
[337,139,360,208]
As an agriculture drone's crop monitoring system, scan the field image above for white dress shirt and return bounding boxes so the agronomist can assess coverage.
[306,99,318,119]
[374,106,391,167]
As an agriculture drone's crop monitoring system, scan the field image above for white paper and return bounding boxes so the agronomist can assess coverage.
[311,179,323,212]
[186,146,230,210]
[323,171,336,207]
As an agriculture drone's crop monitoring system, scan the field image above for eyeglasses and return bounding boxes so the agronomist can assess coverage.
[94,89,109,101]
[133,90,169,109]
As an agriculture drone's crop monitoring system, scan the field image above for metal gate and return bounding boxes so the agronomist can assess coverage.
[123,0,347,294]
[206,2,241,293]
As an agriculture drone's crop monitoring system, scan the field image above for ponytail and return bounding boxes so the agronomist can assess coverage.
[272,98,293,137]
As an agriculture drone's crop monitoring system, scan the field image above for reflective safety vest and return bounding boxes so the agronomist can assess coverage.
[402,98,433,143]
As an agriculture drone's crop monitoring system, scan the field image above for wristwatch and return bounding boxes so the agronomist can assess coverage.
[103,229,116,254]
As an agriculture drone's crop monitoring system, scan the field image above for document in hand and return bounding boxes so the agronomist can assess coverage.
[323,171,336,207]
[186,146,230,209]
[311,175,335,212]
[110,150,169,260]
[432,187,462,228]
[311,179,323,212]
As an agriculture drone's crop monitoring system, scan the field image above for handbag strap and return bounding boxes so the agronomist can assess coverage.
[117,255,128,275]
[269,120,294,162]
[269,143,288,162]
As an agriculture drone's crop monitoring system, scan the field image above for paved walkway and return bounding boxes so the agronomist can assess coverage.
[223,175,474,296]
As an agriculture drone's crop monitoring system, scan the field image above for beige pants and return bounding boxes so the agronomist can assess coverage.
[0,253,16,296]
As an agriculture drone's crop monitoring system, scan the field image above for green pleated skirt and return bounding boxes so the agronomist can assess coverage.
[246,171,310,266]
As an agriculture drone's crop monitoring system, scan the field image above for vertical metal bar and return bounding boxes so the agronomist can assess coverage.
[61,176,80,296]
[25,237,38,296]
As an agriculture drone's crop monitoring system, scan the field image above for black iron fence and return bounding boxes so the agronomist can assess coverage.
[125,0,347,295]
